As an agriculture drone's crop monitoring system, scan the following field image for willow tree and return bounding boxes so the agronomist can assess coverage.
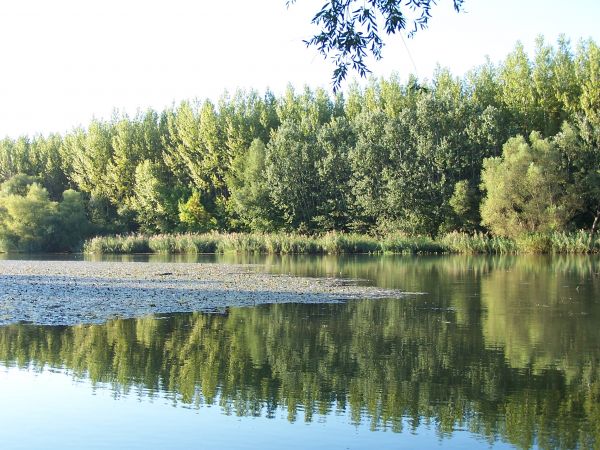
[288,0,465,89]
[480,133,578,237]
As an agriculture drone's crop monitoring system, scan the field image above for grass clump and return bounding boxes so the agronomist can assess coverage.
[549,230,600,254]
[262,234,320,254]
[216,233,268,254]
[380,234,445,254]
[440,232,517,254]
[83,234,150,254]
[149,234,219,254]
[320,232,380,254]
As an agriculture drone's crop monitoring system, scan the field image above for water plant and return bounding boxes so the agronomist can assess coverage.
[83,231,600,255]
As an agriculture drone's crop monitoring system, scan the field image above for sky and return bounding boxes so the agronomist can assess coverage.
[0,0,599,138]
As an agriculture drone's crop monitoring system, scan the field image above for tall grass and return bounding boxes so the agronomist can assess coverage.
[83,231,600,255]
[441,231,600,254]
[440,232,517,254]
[319,233,380,254]
[380,233,445,254]
[149,234,219,254]
[84,234,151,254]
[549,230,600,254]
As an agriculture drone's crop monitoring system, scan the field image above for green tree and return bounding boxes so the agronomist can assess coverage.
[480,133,577,238]
[56,190,91,250]
[448,180,480,232]
[29,134,70,199]
[531,36,562,136]
[131,160,183,233]
[0,176,91,252]
[266,120,323,231]
[499,42,537,136]
[178,191,217,233]
[314,117,354,230]
[64,121,114,198]
[0,174,40,197]
[227,139,278,231]
[348,110,391,230]
[162,101,203,189]
[0,183,58,251]
[219,89,279,162]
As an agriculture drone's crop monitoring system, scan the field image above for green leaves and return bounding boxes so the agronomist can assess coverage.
[480,133,578,237]
[178,191,217,233]
[0,37,598,241]
[289,0,464,91]
[0,177,90,252]
[227,139,277,231]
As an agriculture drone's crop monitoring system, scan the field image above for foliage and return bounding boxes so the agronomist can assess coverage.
[178,191,218,233]
[0,173,41,197]
[1,38,599,251]
[227,139,277,231]
[480,133,578,238]
[56,190,91,250]
[287,0,464,90]
[447,180,480,232]
[0,176,91,252]
[132,159,182,233]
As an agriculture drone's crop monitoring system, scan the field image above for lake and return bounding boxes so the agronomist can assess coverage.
[1,254,599,449]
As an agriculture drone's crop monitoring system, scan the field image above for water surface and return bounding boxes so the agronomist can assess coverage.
[1,255,599,449]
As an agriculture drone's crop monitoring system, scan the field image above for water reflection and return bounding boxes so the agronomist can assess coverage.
[0,255,599,449]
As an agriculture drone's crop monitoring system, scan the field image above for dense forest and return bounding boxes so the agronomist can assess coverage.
[0,36,598,252]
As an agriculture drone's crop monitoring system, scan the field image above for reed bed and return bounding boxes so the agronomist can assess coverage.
[84,234,151,254]
[83,231,600,255]
[380,234,445,254]
[84,232,382,255]
[549,230,600,254]
[440,232,517,254]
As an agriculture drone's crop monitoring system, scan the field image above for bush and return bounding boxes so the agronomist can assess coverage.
[0,177,91,252]
[515,233,552,254]
[480,133,578,238]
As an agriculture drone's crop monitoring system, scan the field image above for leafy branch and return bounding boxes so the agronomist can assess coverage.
[287,0,465,91]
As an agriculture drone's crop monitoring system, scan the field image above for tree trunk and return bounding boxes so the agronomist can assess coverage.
[589,208,600,252]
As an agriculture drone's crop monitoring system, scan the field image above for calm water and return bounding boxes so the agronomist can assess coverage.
[1,254,599,449]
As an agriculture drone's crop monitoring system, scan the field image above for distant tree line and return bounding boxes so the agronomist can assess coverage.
[0,36,598,251]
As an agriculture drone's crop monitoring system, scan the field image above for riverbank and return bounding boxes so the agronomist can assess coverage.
[0,260,408,325]
[82,231,600,255]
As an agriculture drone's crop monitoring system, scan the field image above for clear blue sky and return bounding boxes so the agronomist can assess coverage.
[1,0,599,137]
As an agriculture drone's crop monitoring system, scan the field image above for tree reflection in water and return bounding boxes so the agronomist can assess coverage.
[1,255,599,449]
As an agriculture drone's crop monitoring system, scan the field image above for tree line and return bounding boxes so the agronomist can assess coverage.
[0,36,598,251]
